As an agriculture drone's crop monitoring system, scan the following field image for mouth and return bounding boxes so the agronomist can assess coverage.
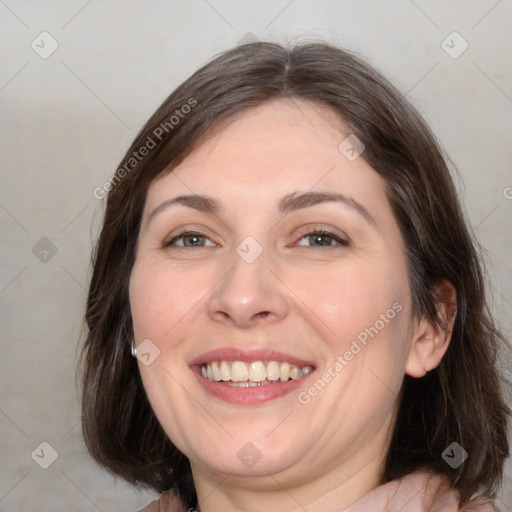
[190,349,316,404]
[201,360,313,386]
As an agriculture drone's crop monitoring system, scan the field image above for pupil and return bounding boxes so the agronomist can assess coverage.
[186,235,202,246]
[312,235,329,246]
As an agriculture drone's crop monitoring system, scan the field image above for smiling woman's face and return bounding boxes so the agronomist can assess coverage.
[129,99,418,490]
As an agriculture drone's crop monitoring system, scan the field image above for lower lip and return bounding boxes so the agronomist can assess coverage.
[193,369,312,405]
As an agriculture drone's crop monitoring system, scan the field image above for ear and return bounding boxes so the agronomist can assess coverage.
[405,279,457,378]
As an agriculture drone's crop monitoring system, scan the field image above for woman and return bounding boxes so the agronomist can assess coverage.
[80,41,510,511]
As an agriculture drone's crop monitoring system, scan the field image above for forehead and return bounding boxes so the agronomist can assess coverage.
[145,99,387,214]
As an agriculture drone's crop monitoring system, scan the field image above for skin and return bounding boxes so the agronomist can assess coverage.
[129,99,456,512]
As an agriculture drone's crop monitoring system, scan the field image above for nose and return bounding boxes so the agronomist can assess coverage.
[206,248,290,329]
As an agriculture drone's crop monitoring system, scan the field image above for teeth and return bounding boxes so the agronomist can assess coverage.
[280,362,290,381]
[220,361,231,381]
[231,361,249,382]
[201,360,313,383]
[302,365,313,376]
[211,361,222,382]
[267,361,280,381]
[289,366,301,380]
[226,381,274,387]
[248,361,266,382]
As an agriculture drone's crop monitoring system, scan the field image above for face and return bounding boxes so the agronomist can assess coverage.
[129,99,416,489]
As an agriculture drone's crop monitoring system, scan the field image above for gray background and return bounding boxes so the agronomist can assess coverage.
[1,0,511,510]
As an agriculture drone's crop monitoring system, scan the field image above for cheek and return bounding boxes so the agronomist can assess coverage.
[294,260,413,401]
[289,261,407,345]
[129,259,210,343]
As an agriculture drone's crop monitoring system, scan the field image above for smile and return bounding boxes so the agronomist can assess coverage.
[201,360,313,386]
[191,348,316,404]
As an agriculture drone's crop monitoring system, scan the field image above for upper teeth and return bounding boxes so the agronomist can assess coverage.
[201,361,313,383]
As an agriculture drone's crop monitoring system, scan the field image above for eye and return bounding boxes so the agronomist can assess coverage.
[163,231,215,248]
[295,228,349,248]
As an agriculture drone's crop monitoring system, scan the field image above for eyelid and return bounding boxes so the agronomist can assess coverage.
[163,229,217,248]
[162,225,350,249]
[293,225,351,246]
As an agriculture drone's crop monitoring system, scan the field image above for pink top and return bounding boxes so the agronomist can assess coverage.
[138,471,497,511]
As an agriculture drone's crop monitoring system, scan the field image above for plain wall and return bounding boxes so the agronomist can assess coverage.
[1,1,511,510]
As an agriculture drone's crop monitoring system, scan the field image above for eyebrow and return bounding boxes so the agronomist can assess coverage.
[145,191,376,228]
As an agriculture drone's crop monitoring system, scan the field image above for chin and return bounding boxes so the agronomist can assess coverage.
[192,443,306,481]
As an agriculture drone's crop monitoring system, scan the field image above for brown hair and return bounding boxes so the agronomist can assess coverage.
[80,41,510,506]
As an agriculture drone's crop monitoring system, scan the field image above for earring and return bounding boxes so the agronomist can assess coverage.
[131,342,137,358]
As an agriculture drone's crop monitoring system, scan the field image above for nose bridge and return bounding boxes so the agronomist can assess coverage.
[206,239,289,327]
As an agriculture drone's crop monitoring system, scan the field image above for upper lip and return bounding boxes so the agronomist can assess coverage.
[189,348,316,368]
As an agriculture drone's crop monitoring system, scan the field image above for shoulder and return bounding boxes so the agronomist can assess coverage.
[137,491,187,512]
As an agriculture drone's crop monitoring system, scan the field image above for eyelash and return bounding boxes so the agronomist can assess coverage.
[163,227,350,249]
[295,227,350,248]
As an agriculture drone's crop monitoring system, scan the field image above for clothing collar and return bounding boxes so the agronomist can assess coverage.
[138,471,496,512]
